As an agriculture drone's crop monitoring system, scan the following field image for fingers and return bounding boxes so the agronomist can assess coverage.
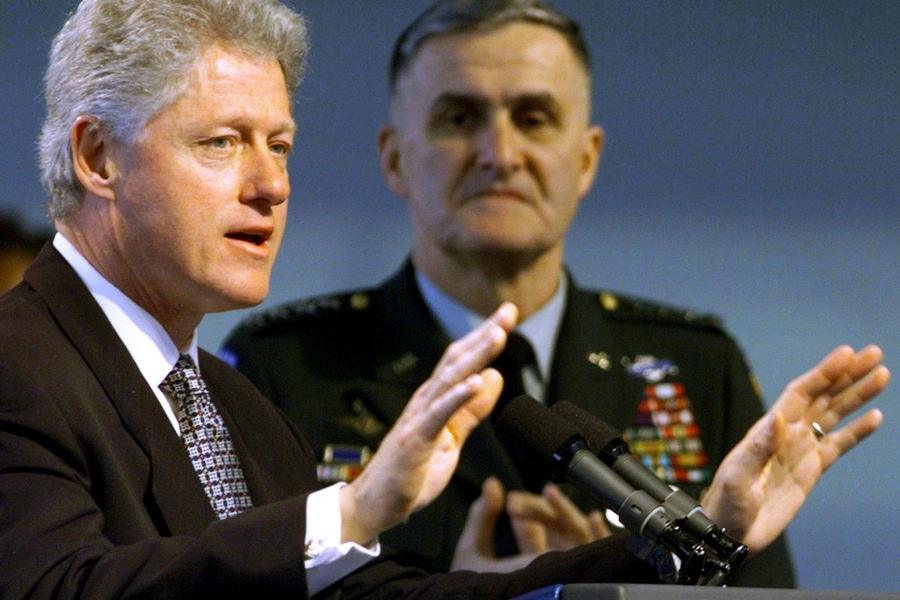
[588,510,611,539]
[437,369,504,444]
[542,484,594,544]
[776,345,889,429]
[506,484,573,520]
[805,345,883,399]
[507,483,604,549]
[506,488,552,553]
[475,477,507,539]
[342,304,519,544]
[819,408,884,470]
[815,345,887,414]
[452,477,505,567]
[429,302,517,391]
[779,346,855,411]
[510,516,548,555]
[699,345,888,553]
[846,345,885,379]
[452,479,542,573]
[820,362,890,431]
[410,303,517,439]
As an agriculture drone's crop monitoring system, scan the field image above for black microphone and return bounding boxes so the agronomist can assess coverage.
[549,400,714,533]
[550,400,747,578]
[494,395,701,559]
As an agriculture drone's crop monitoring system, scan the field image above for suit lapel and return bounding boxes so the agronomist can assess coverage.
[141,393,218,534]
[26,246,216,535]
[201,352,318,503]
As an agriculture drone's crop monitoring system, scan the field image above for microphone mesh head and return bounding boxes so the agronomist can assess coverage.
[494,395,580,470]
[550,400,623,453]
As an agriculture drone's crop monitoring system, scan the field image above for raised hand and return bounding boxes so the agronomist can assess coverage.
[340,303,518,545]
[701,345,889,552]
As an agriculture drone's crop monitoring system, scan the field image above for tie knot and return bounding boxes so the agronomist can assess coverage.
[160,353,204,401]
[495,332,536,372]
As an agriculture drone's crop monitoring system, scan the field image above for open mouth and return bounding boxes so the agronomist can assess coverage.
[226,232,268,246]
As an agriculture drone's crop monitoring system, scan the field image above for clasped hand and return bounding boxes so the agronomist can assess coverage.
[450,477,611,573]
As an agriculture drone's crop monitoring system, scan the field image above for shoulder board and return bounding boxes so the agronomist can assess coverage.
[235,289,375,333]
[596,291,726,331]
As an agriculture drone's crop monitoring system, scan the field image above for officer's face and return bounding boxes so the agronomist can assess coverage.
[380,22,603,267]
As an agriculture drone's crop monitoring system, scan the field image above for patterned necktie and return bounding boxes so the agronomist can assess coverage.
[159,353,253,519]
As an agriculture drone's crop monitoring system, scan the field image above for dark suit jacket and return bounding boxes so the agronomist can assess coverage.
[222,261,796,587]
[0,246,658,599]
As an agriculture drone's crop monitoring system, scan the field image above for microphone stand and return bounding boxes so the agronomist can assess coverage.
[551,437,748,586]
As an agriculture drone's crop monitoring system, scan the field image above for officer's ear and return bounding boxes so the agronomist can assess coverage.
[577,125,604,198]
[378,124,411,200]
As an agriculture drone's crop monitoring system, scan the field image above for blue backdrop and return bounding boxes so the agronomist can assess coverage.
[2,1,897,592]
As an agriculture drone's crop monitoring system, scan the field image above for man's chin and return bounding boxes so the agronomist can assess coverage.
[208,286,269,314]
[464,238,550,260]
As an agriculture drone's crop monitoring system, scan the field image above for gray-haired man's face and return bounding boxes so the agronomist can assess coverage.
[380,22,603,268]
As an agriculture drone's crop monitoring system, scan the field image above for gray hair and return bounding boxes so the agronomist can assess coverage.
[389,0,590,93]
[39,0,309,221]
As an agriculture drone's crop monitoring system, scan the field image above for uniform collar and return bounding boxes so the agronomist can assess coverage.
[413,268,567,384]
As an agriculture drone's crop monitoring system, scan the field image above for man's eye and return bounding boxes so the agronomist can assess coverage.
[270,142,292,155]
[431,107,480,134]
[208,137,232,149]
[447,111,472,127]
[517,110,551,129]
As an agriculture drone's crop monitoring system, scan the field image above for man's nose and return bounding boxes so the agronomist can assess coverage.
[241,145,290,206]
[476,116,524,174]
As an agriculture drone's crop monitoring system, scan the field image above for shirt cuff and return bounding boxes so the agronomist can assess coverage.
[304,483,380,596]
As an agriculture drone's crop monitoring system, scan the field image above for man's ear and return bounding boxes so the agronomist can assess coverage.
[71,115,120,202]
[577,124,604,198]
[378,124,410,200]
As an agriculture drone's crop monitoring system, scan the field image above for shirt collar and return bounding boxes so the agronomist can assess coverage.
[414,269,567,383]
[52,233,199,389]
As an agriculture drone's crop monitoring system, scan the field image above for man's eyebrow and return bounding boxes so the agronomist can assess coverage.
[430,92,489,112]
[510,92,561,112]
[278,118,297,135]
[429,91,561,112]
[214,114,297,135]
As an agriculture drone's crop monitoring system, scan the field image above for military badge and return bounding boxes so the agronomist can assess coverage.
[317,444,372,484]
[623,382,711,485]
[621,354,679,383]
[329,397,388,438]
